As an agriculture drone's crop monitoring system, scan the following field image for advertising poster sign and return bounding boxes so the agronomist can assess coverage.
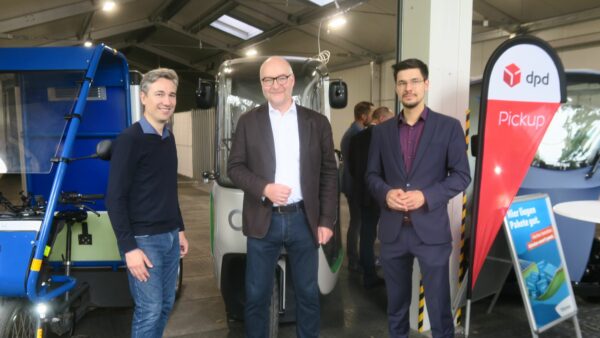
[504,194,577,332]
[470,36,566,288]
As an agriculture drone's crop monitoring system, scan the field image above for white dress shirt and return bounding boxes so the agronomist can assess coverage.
[269,102,303,205]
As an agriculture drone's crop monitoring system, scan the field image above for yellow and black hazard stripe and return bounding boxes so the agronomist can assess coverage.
[417,277,425,332]
[457,109,471,326]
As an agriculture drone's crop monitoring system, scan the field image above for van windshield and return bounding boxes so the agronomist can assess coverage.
[470,72,600,171]
[0,71,85,174]
[533,80,600,170]
[215,57,325,187]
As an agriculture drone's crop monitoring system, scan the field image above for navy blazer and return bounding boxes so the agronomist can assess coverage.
[227,104,338,243]
[366,108,471,245]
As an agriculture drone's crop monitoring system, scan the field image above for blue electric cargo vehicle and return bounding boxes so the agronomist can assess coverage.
[0,45,133,337]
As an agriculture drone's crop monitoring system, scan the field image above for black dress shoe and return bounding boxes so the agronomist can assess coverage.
[364,276,385,289]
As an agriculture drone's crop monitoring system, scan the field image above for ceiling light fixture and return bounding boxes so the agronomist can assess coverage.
[245,49,257,57]
[83,32,93,47]
[102,1,116,12]
[328,15,347,29]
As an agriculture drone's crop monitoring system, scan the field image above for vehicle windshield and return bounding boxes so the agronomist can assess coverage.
[470,72,600,170]
[533,79,600,169]
[1,71,85,174]
[215,57,326,187]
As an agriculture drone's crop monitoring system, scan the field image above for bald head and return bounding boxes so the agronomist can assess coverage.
[371,106,394,124]
[259,56,296,112]
[260,56,293,79]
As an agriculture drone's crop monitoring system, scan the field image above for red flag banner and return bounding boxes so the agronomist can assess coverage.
[470,36,566,288]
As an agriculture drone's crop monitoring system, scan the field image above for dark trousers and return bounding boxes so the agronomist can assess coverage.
[245,209,320,338]
[359,205,379,282]
[380,224,454,338]
[344,193,361,265]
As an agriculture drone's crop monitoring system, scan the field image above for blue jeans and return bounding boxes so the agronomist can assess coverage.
[127,229,180,338]
[245,210,320,338]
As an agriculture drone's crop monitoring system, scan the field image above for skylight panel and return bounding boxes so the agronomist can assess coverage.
[307,0,335,6]
[210,15,263,40]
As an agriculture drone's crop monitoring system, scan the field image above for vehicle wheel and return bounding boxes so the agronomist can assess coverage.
[175,258,183,299]
[0,298,40,338]
[268,276,280,338]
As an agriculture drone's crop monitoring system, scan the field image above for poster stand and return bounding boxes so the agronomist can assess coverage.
[503,194,582,337]
[456,194,583,337]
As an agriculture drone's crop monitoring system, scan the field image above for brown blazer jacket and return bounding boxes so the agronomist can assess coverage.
[227,103,338,243]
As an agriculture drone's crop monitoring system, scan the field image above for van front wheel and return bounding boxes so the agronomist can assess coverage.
[0,298,39,338]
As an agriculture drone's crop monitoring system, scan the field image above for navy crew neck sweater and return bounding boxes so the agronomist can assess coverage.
[106,122,184,253]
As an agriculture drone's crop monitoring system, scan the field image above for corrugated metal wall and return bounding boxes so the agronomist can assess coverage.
[173,111,193,178]
[172,108,215,180]
[191,108,216,180]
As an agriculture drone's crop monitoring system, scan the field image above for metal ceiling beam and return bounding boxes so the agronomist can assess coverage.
[235,0,379,60]
[37,19,153,46]
[473,6,600,43]
[77,12,94,40]
[91,19,154,40]
[472,29,510,43]
[135,42,200,70]
[521,6,600,32]
[234,0,297,25]
[0,0,135,33]
[550,31,600,51]
[149,0,192,23]
[158,21,240,56]
[295,0,364,26]
[184,0,238,33]
[296,25,378,60]
[472,0,519,27]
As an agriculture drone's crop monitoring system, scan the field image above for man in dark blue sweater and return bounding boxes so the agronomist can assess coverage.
[106,68,188,338]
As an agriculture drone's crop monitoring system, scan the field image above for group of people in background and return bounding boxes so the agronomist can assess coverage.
[105,56,470,338]
[341,101,395,289]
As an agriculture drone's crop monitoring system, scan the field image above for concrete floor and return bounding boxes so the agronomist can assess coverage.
[1,174,598,337]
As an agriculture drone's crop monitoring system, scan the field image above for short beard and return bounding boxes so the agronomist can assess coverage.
[402,101,418,109]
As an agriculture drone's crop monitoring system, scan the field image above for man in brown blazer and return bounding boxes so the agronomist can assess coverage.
[227,56,338,338]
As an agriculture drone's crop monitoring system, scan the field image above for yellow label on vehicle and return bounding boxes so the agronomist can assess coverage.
[37,328,43,338]
[31,259,42,272]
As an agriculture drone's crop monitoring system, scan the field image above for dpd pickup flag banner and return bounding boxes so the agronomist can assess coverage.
[470,36,566,288]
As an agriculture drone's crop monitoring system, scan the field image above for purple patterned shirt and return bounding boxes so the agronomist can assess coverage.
[398,107,429,173]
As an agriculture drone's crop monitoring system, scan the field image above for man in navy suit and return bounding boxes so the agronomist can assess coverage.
[366,58,470,338]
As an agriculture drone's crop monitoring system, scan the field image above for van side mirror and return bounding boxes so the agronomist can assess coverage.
[196,79,215,109]
[96,140,112,161]
[329,80,347,109]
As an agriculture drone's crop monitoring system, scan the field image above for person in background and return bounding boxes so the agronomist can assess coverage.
[341,100,374,271]
[227,56,337,338]
[106,68,189,338]
[366,58,470,338]
[348,106,394,289]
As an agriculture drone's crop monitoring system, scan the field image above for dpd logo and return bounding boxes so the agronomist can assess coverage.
[503,63,521,87]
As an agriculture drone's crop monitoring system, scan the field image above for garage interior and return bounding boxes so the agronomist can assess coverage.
[2,0,600,337]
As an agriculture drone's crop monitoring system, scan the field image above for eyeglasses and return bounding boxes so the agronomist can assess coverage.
[261,74,292,86]
[397,78,424,88]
